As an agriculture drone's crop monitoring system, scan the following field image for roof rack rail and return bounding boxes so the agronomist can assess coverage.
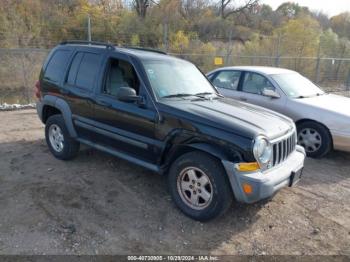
[122,46,167,55]
[60,40,115,50]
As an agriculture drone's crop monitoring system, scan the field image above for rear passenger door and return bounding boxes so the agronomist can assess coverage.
[63,49,105,140]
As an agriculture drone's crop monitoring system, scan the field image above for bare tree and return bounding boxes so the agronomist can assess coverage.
[219,0,259,19]
[133,0,159,18]
[180,0,209,19]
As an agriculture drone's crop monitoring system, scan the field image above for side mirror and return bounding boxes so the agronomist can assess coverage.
[116,87,143,103]
[262,88,280,99]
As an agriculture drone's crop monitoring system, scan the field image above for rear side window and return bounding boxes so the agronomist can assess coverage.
[44,50,71,83]
[65,52,101,90]
[67,52,83,85]
[75,53,101,90]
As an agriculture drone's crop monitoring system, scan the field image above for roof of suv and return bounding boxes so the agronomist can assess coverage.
[59,41,171,61]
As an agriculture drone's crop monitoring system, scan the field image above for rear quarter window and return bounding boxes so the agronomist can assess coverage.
[44,50,71,83]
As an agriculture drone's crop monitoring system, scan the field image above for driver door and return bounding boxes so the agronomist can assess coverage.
[239,71,287,113]
[92,53,159,164]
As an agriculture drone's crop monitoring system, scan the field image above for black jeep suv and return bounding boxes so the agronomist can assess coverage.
[36,41,305,221]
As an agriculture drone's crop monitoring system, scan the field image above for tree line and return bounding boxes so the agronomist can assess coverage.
[0,0,350,83]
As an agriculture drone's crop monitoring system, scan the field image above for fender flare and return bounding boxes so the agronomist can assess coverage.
[187,143,231,161]
[162,140,243,170]
[40,95,77,138]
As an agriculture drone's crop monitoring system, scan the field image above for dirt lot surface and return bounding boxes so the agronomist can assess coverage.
[0,109,349,255]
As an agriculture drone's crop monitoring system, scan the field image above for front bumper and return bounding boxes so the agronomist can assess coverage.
[331,130,350,152]
[222,145,306,204]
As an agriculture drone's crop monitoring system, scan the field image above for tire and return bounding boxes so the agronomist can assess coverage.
[167,151,233,221]
[297,121,332,158]
[45,114,80,160]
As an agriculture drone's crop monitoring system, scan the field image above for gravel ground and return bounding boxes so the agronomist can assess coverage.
[0,109,349,255]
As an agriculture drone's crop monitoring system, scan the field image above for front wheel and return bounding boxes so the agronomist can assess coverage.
[297,121,332,158]
[168,151,233,221]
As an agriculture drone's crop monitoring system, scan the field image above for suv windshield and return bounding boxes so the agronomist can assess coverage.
[271,73,325,98]
[142,59,217,99]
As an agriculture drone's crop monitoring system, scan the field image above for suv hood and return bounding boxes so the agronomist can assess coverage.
[162,97,294,140]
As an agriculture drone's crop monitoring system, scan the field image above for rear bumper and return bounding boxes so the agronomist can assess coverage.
[36,101,44,122]
[331,130,350,152]
[222,145,306,204]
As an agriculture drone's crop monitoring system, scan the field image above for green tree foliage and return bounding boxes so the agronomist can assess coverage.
[331,12,350,39]
[0,0,349,61]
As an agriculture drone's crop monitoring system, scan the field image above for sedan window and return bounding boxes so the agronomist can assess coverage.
[242,72,275,95]
[212,71,241,90]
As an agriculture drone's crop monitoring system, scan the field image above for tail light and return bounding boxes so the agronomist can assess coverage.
[35,80,41,100]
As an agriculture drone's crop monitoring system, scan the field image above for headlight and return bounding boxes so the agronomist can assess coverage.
[253,136,272,167]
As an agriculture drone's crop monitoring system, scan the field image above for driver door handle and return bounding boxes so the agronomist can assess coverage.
[97,100,112,108]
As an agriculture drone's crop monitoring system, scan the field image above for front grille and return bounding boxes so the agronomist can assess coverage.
[271,131,297,167]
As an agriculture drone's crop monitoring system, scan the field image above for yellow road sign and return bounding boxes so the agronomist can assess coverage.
[214,56,223,66]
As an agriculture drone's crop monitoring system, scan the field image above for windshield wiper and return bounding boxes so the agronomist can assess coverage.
[162,92,223,100]
[296,92,325,99]
[194,92,223,98]
[162,93,194,98]
[316,92,326,96]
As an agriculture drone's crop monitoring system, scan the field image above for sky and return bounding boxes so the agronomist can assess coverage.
[260,0,350,17]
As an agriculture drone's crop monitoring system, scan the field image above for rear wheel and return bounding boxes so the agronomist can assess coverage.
[297,121,332,158]
[45,115,80,160]
[168,151,233,221]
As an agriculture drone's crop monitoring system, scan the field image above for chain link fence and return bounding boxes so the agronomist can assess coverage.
[1,48,350,104]
[0,48,49,104]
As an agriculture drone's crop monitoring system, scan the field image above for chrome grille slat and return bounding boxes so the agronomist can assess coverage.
[276,142,280,164]
[271,131,297,167]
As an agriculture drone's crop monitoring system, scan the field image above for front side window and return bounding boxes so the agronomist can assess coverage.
[104,58,140,96]
[142,59,217,99]
[44,50,71,83]
[242,72,275,95]
[212,71,241,90]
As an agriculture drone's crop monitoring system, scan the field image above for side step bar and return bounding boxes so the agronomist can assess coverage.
[77,138,161,173]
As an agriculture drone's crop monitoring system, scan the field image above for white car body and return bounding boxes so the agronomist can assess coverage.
[207,66,350,153]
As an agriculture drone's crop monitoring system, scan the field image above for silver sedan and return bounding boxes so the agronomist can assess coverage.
[207,66,350,157]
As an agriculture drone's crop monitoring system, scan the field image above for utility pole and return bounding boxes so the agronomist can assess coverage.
[87,15,92,42]
[275,34,281,67]
[315,41,321,84]
[225,29,233,66]
[163,19,168,52]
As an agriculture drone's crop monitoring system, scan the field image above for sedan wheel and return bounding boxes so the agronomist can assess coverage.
[298,128,322,154]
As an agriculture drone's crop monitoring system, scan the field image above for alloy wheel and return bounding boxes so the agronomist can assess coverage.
[48,124,64,153]
[177,167,213,210]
